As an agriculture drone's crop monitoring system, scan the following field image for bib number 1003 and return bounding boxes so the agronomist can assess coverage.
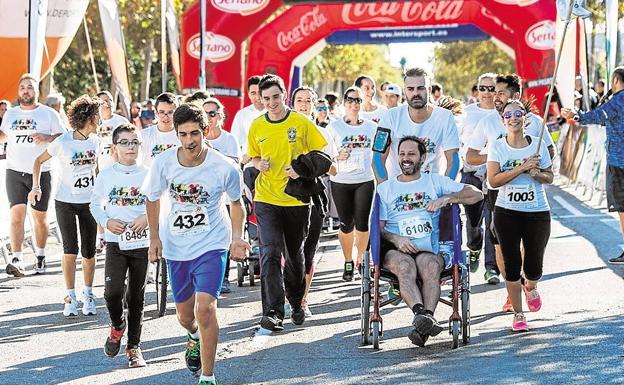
[506,191,534,202]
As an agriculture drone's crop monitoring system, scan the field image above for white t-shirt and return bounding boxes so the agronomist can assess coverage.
[0,104,66,173]
[139,125,180,168]
[316,124,338,158]
[207,129,241,160]
[488,136,551,212]
[467,112,507,157]
[379,105,460,177]
[230,104,265,153]
[46,132,100,204]
[327,118,376,184]
[142,147,242,261]
[360,104,387,124]
[460,103,498,171]
[97,113,129,170]
[378,173,464,254]
[525,112,555,148]
[90,163,149,244]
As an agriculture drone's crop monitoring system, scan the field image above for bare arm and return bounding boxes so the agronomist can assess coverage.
[466,147,487,166]
[146,199,161,263]
[425,184,483,212]
[380,220,419,255]
[229,199,251,262]
[0,131,7,143]
[529,166,554,185]
[27,150,53,203]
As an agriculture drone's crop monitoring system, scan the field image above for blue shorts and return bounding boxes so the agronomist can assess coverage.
[166,249,228,303]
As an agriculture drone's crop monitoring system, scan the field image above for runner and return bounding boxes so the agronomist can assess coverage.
[431,83,444,104]
[144,103,249,385]
[0,73,66,277]
[90,123,149,367]
[140,92,180,168]
[384,83,403,109]
[230,75,265,164]
[327,86,376,281]
[314,98,332,128]
[373,67,460,183]
[487,100,553,332]
[28,95,100,316]
[248,74,327,331]
[354,75,387,123]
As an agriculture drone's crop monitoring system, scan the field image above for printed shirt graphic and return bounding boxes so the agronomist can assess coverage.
[328,118,376,184]
[139,125,180,167]
[142,147,242,261]
[47,132,100,204]
[379,105,460,178]
[0,104,66,173]
[487,136,551,212]
[378,173,463,254]
[98,113,130,171]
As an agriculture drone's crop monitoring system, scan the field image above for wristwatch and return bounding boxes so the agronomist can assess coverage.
[573,114,580,122]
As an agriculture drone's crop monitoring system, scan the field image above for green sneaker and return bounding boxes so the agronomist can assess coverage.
[198,380,219,385]
[185,334,202,373]
[468,249,480,273]
[484,269,500,285]
[387,286,402,306]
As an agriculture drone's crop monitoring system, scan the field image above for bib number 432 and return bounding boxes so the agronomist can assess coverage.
[172,212,206,230]
[169,205,209,236]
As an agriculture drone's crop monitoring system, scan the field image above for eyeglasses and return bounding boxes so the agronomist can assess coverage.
[157,111,174,117]
[502,110,525,119]
[114,140,141,148]
[206,111,219,117]
[478,85,496,92]
[316,106,328,111]
[345,96,363,104]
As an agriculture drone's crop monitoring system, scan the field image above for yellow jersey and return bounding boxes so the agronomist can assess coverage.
[248,110,328,206]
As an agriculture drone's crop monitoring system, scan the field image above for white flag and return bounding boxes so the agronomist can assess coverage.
[606,0,618,81]
[166,0,182,90]
[28,0,48,78]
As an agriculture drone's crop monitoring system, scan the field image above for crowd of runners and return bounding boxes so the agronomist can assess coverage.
[4,66,623,385]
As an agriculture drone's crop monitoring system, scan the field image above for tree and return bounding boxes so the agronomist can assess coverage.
[431,40,515,99]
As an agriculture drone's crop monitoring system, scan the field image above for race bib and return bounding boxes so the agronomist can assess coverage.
[13,129,35,146]
[504,184,538,209]
[119,228,150,250]
[168,204,210,236]
[399,216,433,239]
[71,169,95,195]
[338,151,364,173]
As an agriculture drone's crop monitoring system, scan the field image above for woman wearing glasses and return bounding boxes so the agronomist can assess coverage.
[90,123,150,368]
[327,86,376,281]
[29,95,102,317]
[487,100,553,333]
[202,98,241,163]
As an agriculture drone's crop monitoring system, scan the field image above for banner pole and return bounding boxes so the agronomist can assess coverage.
[83,16,100,93]
[161,0,167,93]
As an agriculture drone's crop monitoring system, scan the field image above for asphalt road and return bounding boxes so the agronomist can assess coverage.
[1,180,623,385]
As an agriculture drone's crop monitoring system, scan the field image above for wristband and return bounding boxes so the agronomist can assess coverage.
[31,186,41,192]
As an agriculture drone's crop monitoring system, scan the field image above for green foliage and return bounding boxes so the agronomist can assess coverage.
[431,40,515,99]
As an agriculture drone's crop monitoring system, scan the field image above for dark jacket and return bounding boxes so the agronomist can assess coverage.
[284,150,333,216]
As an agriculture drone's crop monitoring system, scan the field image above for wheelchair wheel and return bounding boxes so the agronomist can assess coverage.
[461,271,470,344]
[360,276,371,346]
[155,259,168,317]
[248,260,256,286]
[451,320,460,349]
[237,263,245,287]
[372,321,380,350]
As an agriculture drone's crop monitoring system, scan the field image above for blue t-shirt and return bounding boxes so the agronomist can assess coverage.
[579,90,624,168]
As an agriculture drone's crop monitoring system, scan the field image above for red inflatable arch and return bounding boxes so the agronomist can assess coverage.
[181,1,556,129]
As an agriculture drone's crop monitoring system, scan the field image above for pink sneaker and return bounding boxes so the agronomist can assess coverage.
[511,313,529,332]
[502,297,514,313]
[523,285,542,312]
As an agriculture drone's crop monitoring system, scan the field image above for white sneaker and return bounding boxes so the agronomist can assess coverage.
[146,264,155,284]
[284,302,292,318]
[82,293,97,315]
[63,296,79,317]
[302,300,312,318]
[34,256,46,274]
[6,258,25,277]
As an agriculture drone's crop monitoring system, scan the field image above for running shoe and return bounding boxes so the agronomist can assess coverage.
[502,296,514,313]
[387,286,402,306]
[522,285,542,312]
[291,306,305,326]
[411,312,434,335]
[608,251,624,264]
[5,257,25,277]
[301,299,312,317]
[125,347,147,368]
[260,311,284,332]
[468,249,481,273]
[220,279,231,294]
[283,302,292,318]
[104,324,126,357]
[34,255,46,274]
[198,380,219,385]
[342,261,354,282]
[185,334,202,373]
[408,327,429,347]
[511,312,529,332]
[82,293,97,316]
[96,238,106,255]
[484,269,500,285]
[63,296,79,317]
[146,264,155,284]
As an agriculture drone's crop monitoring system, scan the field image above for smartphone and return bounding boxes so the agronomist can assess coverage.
[372,127,391,153]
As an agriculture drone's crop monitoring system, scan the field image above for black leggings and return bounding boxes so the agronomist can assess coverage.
[330,180,374,233]
[304,203,323,274]
[493,207,550,282]
[55,200,97,258]
[104,243,149,348]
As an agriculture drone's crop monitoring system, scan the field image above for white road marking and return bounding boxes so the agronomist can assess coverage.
[553,195,586,217]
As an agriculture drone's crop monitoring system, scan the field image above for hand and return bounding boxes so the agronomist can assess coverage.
[30,133,51,145]
[27,189,41,205]
[148,238,163,263]
[229,238,251,262]
[241,153,251,164]
[336,148,351,161]
[106,219,127,235]
[426,196,450,212]
[129,215,148,232]
[392,235,419,255]
[285,166,300,179]
[256,158,270,172]
[560,108,575,120]
[521,154,540,172]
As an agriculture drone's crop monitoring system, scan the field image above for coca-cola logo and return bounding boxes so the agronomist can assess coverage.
[186,32,235,62]
[341,1,463,25]
[277,6,328,52]
[525,20,556,50]
[211,0,269,16]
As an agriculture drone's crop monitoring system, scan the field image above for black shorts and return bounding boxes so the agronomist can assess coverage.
[6,169,51,211]
[330,180,375,233]
[607,165,624,212]
[55,200,97,258]
[485,189,499,245]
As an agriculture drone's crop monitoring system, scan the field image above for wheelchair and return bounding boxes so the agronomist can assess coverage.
[236,183,261,287]
[360,195,470,349]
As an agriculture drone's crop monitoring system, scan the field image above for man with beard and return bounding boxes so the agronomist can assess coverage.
[373,67,460,183]
[378,136,482,346]
[0,73,66,276]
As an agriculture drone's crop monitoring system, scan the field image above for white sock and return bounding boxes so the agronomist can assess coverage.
[188,329,200,340]
[67,288,76,299]
[97,233,104,241]
[199,374,215,383]
[83,286,93,297]
[12,251,23,261]
[36,248,45,257]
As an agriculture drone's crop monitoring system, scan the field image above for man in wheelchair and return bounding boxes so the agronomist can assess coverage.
[377,136,483,346]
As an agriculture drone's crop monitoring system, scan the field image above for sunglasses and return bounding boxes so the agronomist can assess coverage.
[316,106,328,111]
[502,110,525,119]
[345,96,363,104]
[114,140,141,148]
[478,85,496,92]
[206,111,218,117]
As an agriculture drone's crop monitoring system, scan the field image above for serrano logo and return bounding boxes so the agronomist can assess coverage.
[525,20,556,51]
[187,32,235,62]
[277,6,328,52]
[341,1,463,25]
[211,0,269,16]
